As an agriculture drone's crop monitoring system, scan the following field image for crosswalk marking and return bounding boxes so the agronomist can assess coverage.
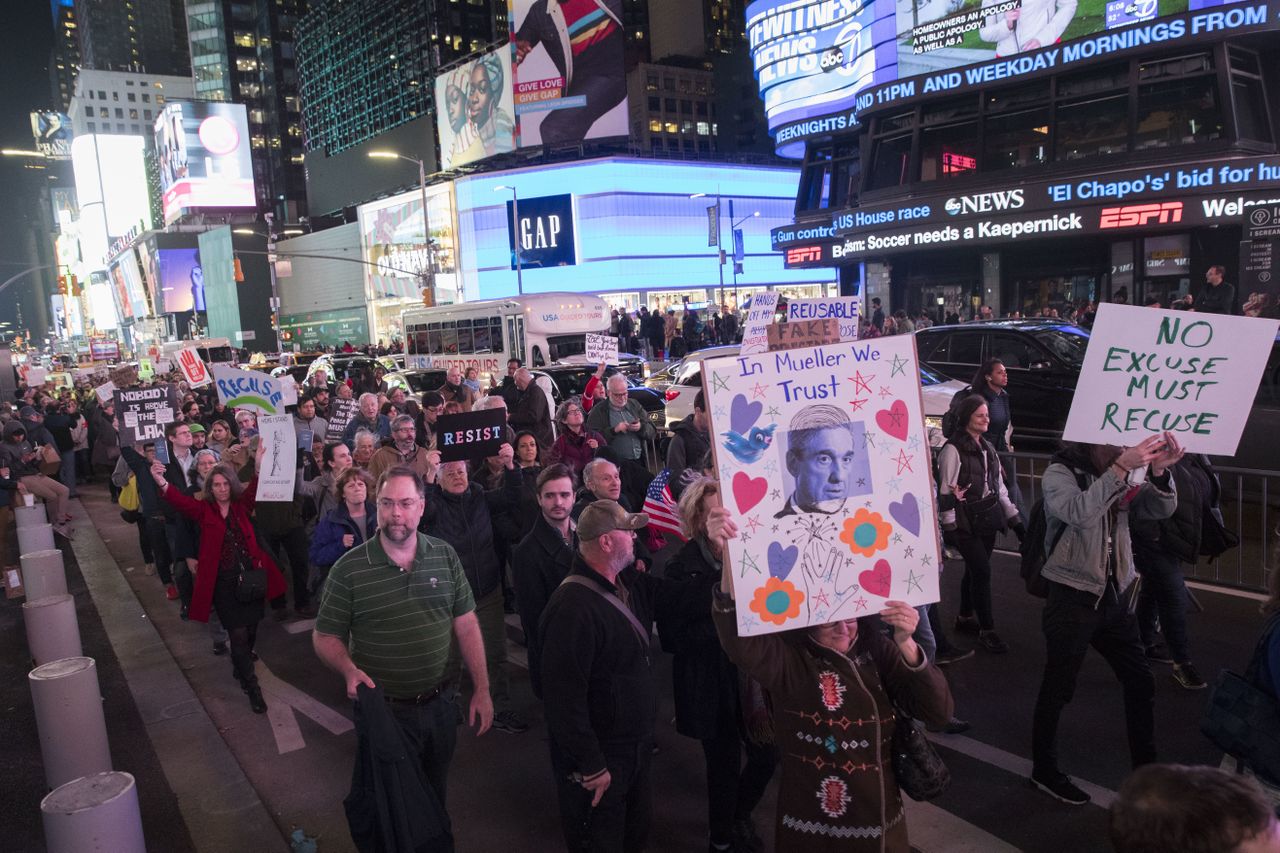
[904,799,1021,853]
[928,730,1118,809]
[256,662,353,755]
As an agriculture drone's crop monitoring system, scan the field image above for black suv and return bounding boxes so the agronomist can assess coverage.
[914,320,1089,443]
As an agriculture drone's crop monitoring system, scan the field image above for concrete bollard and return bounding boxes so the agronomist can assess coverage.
[18,522,57,555]
[23,594,82,666]
[41,771,145,853]
[16,503,49,527]
[21,550,67,601]
[29,657,111,789]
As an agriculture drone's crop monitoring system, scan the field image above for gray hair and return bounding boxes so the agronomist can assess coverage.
[555,399,583,423]
[353,428,378,447]
[391,414,415,432]
[474,395,507,412]
[788,404,855,456]
[606,374,628,392]
[582,457,616,488]
[358,392,378,406]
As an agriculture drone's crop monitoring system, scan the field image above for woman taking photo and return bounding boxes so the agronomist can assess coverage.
[938,395,1024,654]
[152,442,285,714]
[546,401,605,479]
[309,467,376,592]
[708,506,953,852]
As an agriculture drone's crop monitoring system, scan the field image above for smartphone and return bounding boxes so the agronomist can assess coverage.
[154,440,170,465]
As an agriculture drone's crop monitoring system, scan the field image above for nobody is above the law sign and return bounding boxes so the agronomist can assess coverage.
[1062,303,1279,455]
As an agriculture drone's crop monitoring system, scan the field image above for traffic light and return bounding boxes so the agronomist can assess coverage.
[56,275,68,296]
[69,275,80,297]
[421,287,435,308]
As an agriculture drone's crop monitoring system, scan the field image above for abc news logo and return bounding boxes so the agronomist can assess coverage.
[1098,201,1183,229]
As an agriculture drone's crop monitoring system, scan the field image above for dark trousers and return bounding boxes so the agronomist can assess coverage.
[701,724,778,845]
[387,690,461,806]
[956,532,997,630]
[144,514,173,585]
[1032,581,1156,776]
[264,525,310,609]
[551,738,652,853]
[1135,548,1190,663]
[168,522,194,609]
[539,35,625,145]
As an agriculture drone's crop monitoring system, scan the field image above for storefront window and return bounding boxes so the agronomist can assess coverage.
[983,108,1049,172]
[1056,94,1129,161]
[1135,56,1221,151]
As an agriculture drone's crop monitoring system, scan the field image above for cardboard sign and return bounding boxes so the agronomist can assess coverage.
[93,380,116,404]
[109,364,138,388]
[176,348,211,387]
[767,319,842,352]
[48,372,72,390]
[1062,305,1279,454]
[324,398,358,443]
[114,385,180,445]
[436,408,508,463]
[739,292,780,355]
[786,296,860,342]
[256,414,298,502]
[702,334,942,636]
[585,333,619,364]
[26,367,48,387]
[139,359,154,381]
[211,364,287,415]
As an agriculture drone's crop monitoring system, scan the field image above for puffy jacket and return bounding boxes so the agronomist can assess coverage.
[1130,458,1210,564]
[310,500,378,567]
[665,415,709,500]
[419,467,521,598]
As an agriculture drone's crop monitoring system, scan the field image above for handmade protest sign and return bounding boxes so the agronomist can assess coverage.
[114,385,180,445]
[585,333,619,364]
[740,292,780,355]
[324,398,358,443]
[26,367,48,387]
[703,334,941,636]
[93,380,116,404]
[211,364,287,415]
[767,318,841,352]
[109,364,138,388]
[1062,304,1279,455]
[139,359,154,381]
[436,408,508,463]
[176,348,211,387]
[786,296,860,342]
[256,414,298,502]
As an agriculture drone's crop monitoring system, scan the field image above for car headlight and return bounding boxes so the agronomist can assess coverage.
[925,415,943,432]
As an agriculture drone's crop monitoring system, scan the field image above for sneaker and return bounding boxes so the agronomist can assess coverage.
[954,614,981,634]
[1173,662,1208,690]
[1145,643,1174,665]
[247,686,268,714]
[1030,771,1091,805]
[165,583,179,601]
[978,630,1009,654]
[935,647,975,666]
[213,641,228,656]
[492,710,529,734]
[144,563,156,576]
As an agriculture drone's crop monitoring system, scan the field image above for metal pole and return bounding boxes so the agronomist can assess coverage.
[21,549,68,601]
[42,771,146,853]
[418,158,437,306]
[24,593,81,666]
[511,189,524,296]
[18,522,56,554]
[716,194,724,314]
[29,657,111,788]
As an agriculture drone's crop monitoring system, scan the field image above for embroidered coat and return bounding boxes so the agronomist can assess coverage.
[713,600,952,852]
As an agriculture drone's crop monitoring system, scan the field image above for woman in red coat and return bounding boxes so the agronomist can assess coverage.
[151,446,285,714]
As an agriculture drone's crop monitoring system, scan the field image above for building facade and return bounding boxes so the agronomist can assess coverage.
[68,68,193,138]
[628,60,720,156]
[50,0,81,112]
[73,0,190,76]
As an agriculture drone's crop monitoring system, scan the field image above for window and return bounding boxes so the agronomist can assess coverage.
[983,108,1050,172]
[126,80,134,86]
[1229,48,1272,143]
[665,97,676,111]
[115,107,124,118]
[797,139,859,212]
[931,333,983,366]
[141,93,149,103]
[646,74,657,91]
[1056,94,1128,160]
[127,92,136,102]
[987,335,1040,369]
[648,96,659,111]
[129,109,139,119]
[87,121,96,132]
[649,119,662,132]
[697,121,710,135]
[664,121,677,133]
[98,91,106,100]
[144,110,152,120]
[112,91,119,100]
[867,133,912,190]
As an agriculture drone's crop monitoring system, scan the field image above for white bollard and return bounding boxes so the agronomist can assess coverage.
[18,522,57,555]
[21,550,67,600]
[15,503,48,527]
[41,771,145,853]
[23,594,82,666]
[29,657,112,789]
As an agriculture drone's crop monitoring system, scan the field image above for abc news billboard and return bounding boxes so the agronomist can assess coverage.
[155,101,256,224]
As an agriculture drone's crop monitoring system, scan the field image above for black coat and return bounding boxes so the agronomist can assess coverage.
[513,514,576,698]
[345,683,452,853]
[420,468,520,599]
[508,384,555,450]
[665,415,710,500]
[1131,457,1211,564]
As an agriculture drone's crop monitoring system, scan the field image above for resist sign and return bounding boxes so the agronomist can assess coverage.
[1063,304,1279,455]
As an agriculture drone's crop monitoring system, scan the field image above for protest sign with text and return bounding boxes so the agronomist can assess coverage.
[703,334,941,637]
[324,398,358,443]
[114,385,179,445]
[739,292,780,355]
[212,364,288,415]
[585,333,619,364]
[436,408,508,463]
[93,380,116,404]
[767,319,842,352]
[1062,304,1279,455]
[256,414,298,501]
[786,296,860,342]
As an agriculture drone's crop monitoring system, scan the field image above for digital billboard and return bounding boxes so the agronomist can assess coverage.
[111,248,151,320]
[140,233,205,314]
[508,0,629,148]
[357,185,458,301]
[71,135,151,266]
[31,111,72,159]
[155,101,256,224]
[436,46,517,170]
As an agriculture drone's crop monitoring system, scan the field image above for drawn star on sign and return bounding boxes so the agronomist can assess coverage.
[714,407,726,420]
[853,597,869,611]
[884,408,905,430]
[907,435,922,452]
[745,516,763,534]
[848,398,868,413]
[741,533,751,543]
[886,476,902,494]
[893,450,914,475]
[903,545,914,558]
[906,571,923,594]
[711,372,729,392]
[892,532,903,544]
[856,478,866,488]
[849,371,873,395]
[878,385,893,399]
[751,381,770,400]
[767,406,781,419]
[740,551,762,576]
[890,354,909,378]
[764,459,778,475]
[862,431,877,450]
[813,590,831,609]
[770,489,781,500]
[771,524,780,533]
[920,554,932,567]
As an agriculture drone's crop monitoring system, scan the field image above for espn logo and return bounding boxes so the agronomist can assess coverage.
[1099,202,1183,229]
[785,245,823,265]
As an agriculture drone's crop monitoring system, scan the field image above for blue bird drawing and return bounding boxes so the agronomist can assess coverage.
[722,424,777,465]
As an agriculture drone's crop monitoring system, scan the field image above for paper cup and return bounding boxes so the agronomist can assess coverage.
[24,494,34,507]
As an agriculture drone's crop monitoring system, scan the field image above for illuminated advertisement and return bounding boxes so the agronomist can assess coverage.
[279,308,370,350]
[508,0,629,148]
[110,249,151,320]
[506,193,577,269]
[357,186,458,301]
[139,233,204,314]
[155,101,256,224]
[31,110,72,159]
[436,46,518,170]
[71,135,151,267]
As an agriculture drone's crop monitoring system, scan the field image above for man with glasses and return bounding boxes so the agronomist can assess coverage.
[417,391,446,449]
[314,466,493,833]
[369,414,436,481]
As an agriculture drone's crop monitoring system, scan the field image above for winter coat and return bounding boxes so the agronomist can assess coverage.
[546,426,606,478]
[343,413,391,449]
[90,407,120,467]
[714,600,953,853]
[293,414,329,445]
[160,479,287,623]
[419,468,520,599]
[513,514,576,698]
[584,398,655,450]
[310,500,378,568]
[665,415,710,500]
[437,381,474,412]
[0,422,37,476]
[44,411,76,452]
[1129,458,1210,564]
[508,384,555,450]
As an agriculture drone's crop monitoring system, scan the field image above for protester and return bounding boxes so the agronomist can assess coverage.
[90,397,120,497]
[508,367,555,450]
[188,449,230,656]
[581,363,608,415]
[352,429,378,469]
[585,375,654,472]
[416,391,445,450]
[309,467,377,587]
[546,400,604,479]
[368,414,433,481]
[1,421,73,536]
[439,365,475,411]
[118,442,174,590]
[0,467,27,561]
[344,393,391,449]
[1194,265,1238,315]
[207,419,233,456]
[666,389,711,500]
[463,366,483,397]
[293,395,329,450]
[157,421,201,615]
[44,400,80,498]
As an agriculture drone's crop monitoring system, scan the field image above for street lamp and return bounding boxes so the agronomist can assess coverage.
[494,185,523,296]
[691,190,728,312]
[368,150,437,305]
[730,209,760,309]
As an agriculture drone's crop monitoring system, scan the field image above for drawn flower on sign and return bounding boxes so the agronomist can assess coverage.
[839,508,892,558]
[749,577,805,626]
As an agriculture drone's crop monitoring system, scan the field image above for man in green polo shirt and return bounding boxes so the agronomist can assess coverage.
[313,465,493,804]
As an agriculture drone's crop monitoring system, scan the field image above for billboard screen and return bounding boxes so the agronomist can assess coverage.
[31,111,73,159]
[72,135,151,266]
[155,101,256,224]
[140,233,205,314]
[436,46,517,170]
[508,0,629,148]
[357,185,458,301]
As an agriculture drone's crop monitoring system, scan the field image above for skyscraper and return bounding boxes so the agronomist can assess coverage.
[74,0,190,76]
[49,0,81,111]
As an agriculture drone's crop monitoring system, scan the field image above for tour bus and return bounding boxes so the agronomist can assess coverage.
[401,293,645,384]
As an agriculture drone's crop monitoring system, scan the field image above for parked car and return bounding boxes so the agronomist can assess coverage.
[534,364,666,429]
[384,368,448,396]
[914,320,1089,443]
[304,354,399,390]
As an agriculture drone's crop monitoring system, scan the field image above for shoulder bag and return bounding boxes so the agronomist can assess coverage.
[890,709,951,801]
[226,512,268,603]
[1202,614,1280,785]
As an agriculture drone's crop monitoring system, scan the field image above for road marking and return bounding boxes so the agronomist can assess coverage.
[1187,580,1267,602]
[255,662,353,755]
[928,731,1117,809]
[904,799,1020,853]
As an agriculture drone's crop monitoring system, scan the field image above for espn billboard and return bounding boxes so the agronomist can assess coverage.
[155,101,256,224]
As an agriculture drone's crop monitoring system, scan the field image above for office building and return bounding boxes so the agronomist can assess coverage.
[68,68,193,138]
[628,60,719,156]
[74,0,190,76]
[50,0,81,112]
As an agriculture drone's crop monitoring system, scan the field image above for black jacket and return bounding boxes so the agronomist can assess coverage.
[513,514,576,698]
[345,683,452,853]
[44,411,76,452]
[1131,457,1211,564]
[508,384,555,450]
[420,468,521,598]
[665,415,710,500]
[1194,281,1237,315]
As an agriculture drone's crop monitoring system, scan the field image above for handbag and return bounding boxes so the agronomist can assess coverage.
[226,513,267,603]
[1202,615,1280,785]
[963,493,1007,537]
[890,710,951,801]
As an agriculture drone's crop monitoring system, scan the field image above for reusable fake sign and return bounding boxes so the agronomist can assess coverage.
[740,292,780,356]
[1062,304,1279,455]
[786,296,860,342]
[211,364,286,415]
[255,414,297,502]
[436,408,508,463]
[585,333,619,364]
[703,334,941,636]
[767,319,842,352]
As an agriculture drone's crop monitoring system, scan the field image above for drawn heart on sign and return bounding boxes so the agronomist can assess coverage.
[730,394,763,435]
[875,400,910,441]
[768,542,799,581]
[888,493,921,537]
[859,559,893,598]
[732,471,768,514]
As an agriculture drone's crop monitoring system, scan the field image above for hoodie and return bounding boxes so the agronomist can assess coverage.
[0,421,37,476]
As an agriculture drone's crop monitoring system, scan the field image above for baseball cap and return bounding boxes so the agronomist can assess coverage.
[576,500,649,541]
[19,406,37,419]
[188,423,206,434]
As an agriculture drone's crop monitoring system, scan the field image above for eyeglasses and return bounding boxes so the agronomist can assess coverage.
[377,498,421,511]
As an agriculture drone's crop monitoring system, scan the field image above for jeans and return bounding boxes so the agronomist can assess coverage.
[551,738,652,853]
[700,715,778,845]
[387,690,461,805]
[1032,581,1156,776]
[443,586,511,712]
[264,525,311,610]
[955,532,998,630]
[913,604,937,662]
[1135,548,1190,663]
[59,449,78,498]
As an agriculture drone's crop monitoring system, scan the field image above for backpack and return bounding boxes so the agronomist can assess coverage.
[940,385,974,440]
[1019,468,1088,597]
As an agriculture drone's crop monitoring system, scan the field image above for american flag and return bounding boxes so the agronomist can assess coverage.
[643,468,686,541]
